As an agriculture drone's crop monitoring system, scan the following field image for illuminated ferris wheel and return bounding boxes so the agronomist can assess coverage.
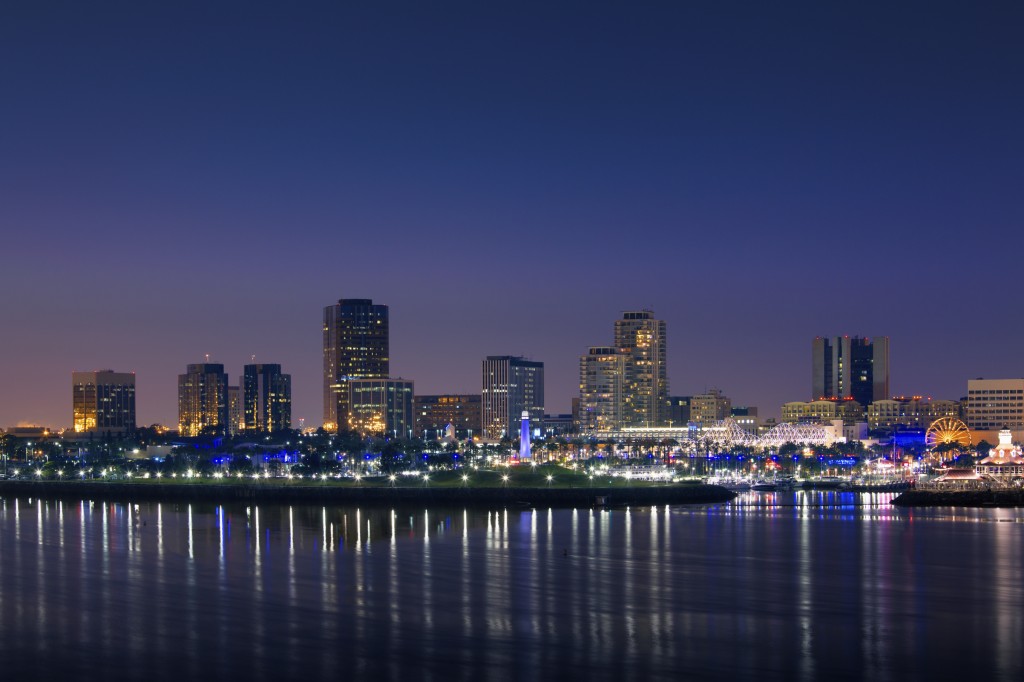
[925,417,973,449]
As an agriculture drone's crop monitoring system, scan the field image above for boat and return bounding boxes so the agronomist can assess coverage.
[751,480,777,491]
[706,476,751,491]
[801,476,849,490]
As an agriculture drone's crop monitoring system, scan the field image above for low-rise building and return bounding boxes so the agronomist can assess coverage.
[690,389,731,425]
[782,398,865,425]
[348,378,414,438]
[414,394,481,440]
[867,396,960,431]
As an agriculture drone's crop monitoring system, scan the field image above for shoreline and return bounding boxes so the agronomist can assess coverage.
[893,489,1024,507]
[0,480,737,508]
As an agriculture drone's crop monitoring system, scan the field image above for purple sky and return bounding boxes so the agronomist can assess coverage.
[2,1,1023,429]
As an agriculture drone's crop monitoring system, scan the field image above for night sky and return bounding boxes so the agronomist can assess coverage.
[2,1,1023,429]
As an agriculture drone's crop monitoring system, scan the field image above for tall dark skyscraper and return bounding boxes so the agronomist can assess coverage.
[614,310,669,427]
[323,298,390,431]
[481,356,544,440]
[812,336,890,406]
[242,363,291,433]
[72,370,136,435]
[178,363,229,437]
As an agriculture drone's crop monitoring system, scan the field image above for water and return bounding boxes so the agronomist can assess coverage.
[0,492,1021,681]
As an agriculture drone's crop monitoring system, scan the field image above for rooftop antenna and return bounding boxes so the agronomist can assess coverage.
[251,354,256,363]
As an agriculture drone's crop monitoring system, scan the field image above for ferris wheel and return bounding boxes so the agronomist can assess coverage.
[924,417,973,449]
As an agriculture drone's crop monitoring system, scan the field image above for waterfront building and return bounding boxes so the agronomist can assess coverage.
[481,356,544,440]
[868,396,961,431]
[323,298,389,432]
[414,394,481,440]
[976,428,1024,481]
[243,364,292,433]
[348,378,414,437]
[178,363,229,437]
[690,389,732,425]
[614,310,669,427]
[72,370,136,435]
[965,379,1024,443]
[812,336,889,406]
[579,347,626,432]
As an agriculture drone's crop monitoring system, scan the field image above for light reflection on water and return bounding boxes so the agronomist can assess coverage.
[0,494,1022,681]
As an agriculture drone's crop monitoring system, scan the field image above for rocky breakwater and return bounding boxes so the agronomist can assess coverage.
[0,480,737,508]
[893,488,1024,507]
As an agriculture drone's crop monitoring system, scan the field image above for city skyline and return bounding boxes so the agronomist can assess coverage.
[3,2,1023,428]
[0,308,1013,431]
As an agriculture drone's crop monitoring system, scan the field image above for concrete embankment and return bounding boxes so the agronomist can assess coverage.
[893,489,1024,507]
[0,480,736,508]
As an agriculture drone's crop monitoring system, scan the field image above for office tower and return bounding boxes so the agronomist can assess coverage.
[347,378,414,437]
[243,364,292,433]
[414,394,482,440]
[178,363,229,437]
[965,379,1024,432]
[579,347,626,432]
[690,389,732,424]
[323,298,390,431]
[228,386,241,436]
[481,356,544,440]
[812,336,889,406]
[72,370,136,435]
[614,310,668,427]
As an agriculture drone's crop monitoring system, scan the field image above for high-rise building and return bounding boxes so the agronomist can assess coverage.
[72,370,136,435]
[243,364,292,433]
[812,336,889,406]
[414,394,482,440]
[579,347,626,432]
[348,378,414,438]
[614,311,668,427]
[481,356,544,440]
[227,386,242,436]
[323,298,389,431]
[178,363,229,437]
